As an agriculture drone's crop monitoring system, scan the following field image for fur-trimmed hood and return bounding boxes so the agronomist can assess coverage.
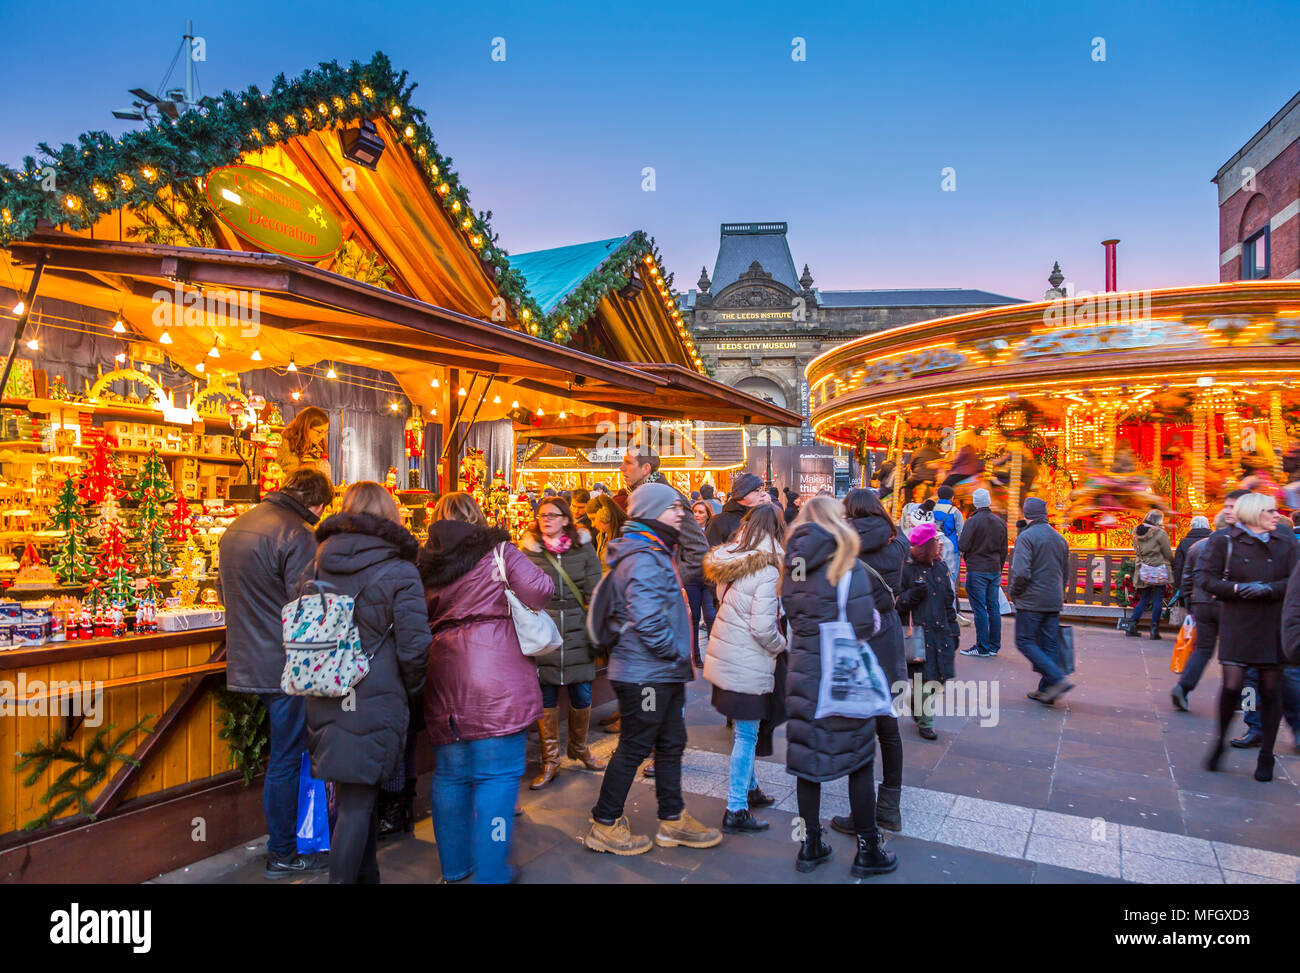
[517,527,592,553]
[704,537,783,586]
[419,521,513,589]
[315,512,420,573]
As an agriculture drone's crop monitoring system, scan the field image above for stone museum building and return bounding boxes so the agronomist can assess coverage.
[682,222,1022,446]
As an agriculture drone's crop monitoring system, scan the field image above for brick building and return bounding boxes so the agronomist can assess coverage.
[1214,89,1300,282]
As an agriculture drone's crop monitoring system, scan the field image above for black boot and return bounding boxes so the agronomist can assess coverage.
[852,829,899,877]
[875,784,902,832]
[722,809,770,834]
[796,824,833,874]
[400,778,417,832]
[377,789,403,839]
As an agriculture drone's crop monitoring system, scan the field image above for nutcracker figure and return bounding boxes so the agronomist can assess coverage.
[110,602,126,638]
[405,407,424,490]
[79,604,93,640]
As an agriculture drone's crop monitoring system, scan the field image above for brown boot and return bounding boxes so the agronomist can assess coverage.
[530,708,561,789]
[655,809,723,849]
[566,707,606,770]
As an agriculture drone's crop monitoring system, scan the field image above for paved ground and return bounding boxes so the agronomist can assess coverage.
[158,618,1300,884]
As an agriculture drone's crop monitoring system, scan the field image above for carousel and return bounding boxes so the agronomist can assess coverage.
[807,280,1300,554]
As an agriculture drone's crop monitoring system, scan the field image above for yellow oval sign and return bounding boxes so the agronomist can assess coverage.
[205,165,342,261]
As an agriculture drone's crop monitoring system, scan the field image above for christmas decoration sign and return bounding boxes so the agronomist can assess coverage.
[205,164,342,261]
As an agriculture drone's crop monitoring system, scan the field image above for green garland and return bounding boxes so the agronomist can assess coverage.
[0,51,702,369]
[16,716,154,830]
[213,689,269,786]
[0,53,543,332]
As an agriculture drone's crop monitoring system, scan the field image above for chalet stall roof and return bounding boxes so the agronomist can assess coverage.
[0,52,791,426]
[3,234,799,426]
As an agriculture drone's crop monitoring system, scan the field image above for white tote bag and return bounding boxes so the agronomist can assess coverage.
[814,569,896,720]
[493,544,562,657]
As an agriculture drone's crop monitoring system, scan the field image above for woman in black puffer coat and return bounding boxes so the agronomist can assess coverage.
[827,488,908,837]
[782,496,897,879]
[306,483,431,884]
[519,496,605,789]
[897,523,960,742]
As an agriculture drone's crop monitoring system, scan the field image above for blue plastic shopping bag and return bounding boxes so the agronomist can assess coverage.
[296,751,330,854]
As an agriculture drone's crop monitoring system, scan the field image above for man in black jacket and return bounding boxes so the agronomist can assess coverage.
[706,472,768,547]
[958,488,1008,658]
[1008,497,1073,703]
[218,469,334,879]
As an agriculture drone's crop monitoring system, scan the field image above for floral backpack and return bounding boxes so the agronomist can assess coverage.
[280,576,389,697]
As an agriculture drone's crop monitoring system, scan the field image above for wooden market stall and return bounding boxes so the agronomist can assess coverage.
[806,280,1300,618]
[0,54,796,882]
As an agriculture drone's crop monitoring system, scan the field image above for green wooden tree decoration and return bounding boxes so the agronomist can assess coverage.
[16,716,154,830]
[50,474,92,583]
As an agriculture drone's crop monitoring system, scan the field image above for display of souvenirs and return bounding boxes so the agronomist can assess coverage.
[12,542,57,588]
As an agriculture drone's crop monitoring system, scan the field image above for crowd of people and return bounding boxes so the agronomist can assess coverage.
[216,453,1299,886]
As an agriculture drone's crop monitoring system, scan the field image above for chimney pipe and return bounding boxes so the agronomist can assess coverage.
[1102,239,1120,292]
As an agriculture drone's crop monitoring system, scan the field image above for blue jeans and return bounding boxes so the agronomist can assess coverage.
[258,692,307,858]
[540,681,593,709]
[1128,586,1164,636]
[431,732,527,884]
[1014,610,1066,691]
[726,719,761,813]
[1243,667,1300,736]
[966,571,1002,654]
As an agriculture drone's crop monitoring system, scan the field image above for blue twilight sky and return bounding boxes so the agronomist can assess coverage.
[2,0,1297,300]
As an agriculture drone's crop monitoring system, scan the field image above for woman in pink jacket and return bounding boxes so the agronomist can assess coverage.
[420,492,554,883]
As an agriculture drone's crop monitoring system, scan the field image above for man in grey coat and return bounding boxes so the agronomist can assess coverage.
[1009,496,1074,704]
[620,447,707,584]
[218,468,334,878]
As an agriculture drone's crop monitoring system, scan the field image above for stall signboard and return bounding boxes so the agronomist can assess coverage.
[205,165,343,261]
[797,450,835,497]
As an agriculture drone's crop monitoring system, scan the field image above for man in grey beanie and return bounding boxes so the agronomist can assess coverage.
[958,488,1009,658]
[1009,496,1073,703]
[584,481,723,856]
[620,447,707,585]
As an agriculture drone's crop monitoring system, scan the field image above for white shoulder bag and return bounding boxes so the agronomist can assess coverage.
[493,543,562,657]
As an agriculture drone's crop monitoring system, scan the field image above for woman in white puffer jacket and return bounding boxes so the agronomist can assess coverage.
[703,504,787,836]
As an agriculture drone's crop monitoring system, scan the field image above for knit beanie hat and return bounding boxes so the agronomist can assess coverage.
[908,522,938,546]
[1022,496,1048,520]
[628,482,682,521]
[972,488,991,509]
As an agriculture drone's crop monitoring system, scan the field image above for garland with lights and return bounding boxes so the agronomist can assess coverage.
[0,52,707,372]
[0,53,542,330]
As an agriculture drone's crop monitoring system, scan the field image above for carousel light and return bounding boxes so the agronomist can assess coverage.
[458,386,467,397]
[430,377,440,388]
[250,348,262,362]
[112,318,126,334]
[536,407,545,417]
[512,401,519,409]
[493,395,501,404]
[1197,376,1215,386]
[287,355,297,372]
[559,411,566,420]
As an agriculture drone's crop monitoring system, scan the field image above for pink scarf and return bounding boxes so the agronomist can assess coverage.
[543,533,572,555]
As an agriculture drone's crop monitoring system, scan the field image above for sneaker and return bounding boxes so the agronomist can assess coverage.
[584,816,653,856]
[1170,685,1189,712]
[655,809,723,849]
[264,852,329,880]
[959,646,986,657]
